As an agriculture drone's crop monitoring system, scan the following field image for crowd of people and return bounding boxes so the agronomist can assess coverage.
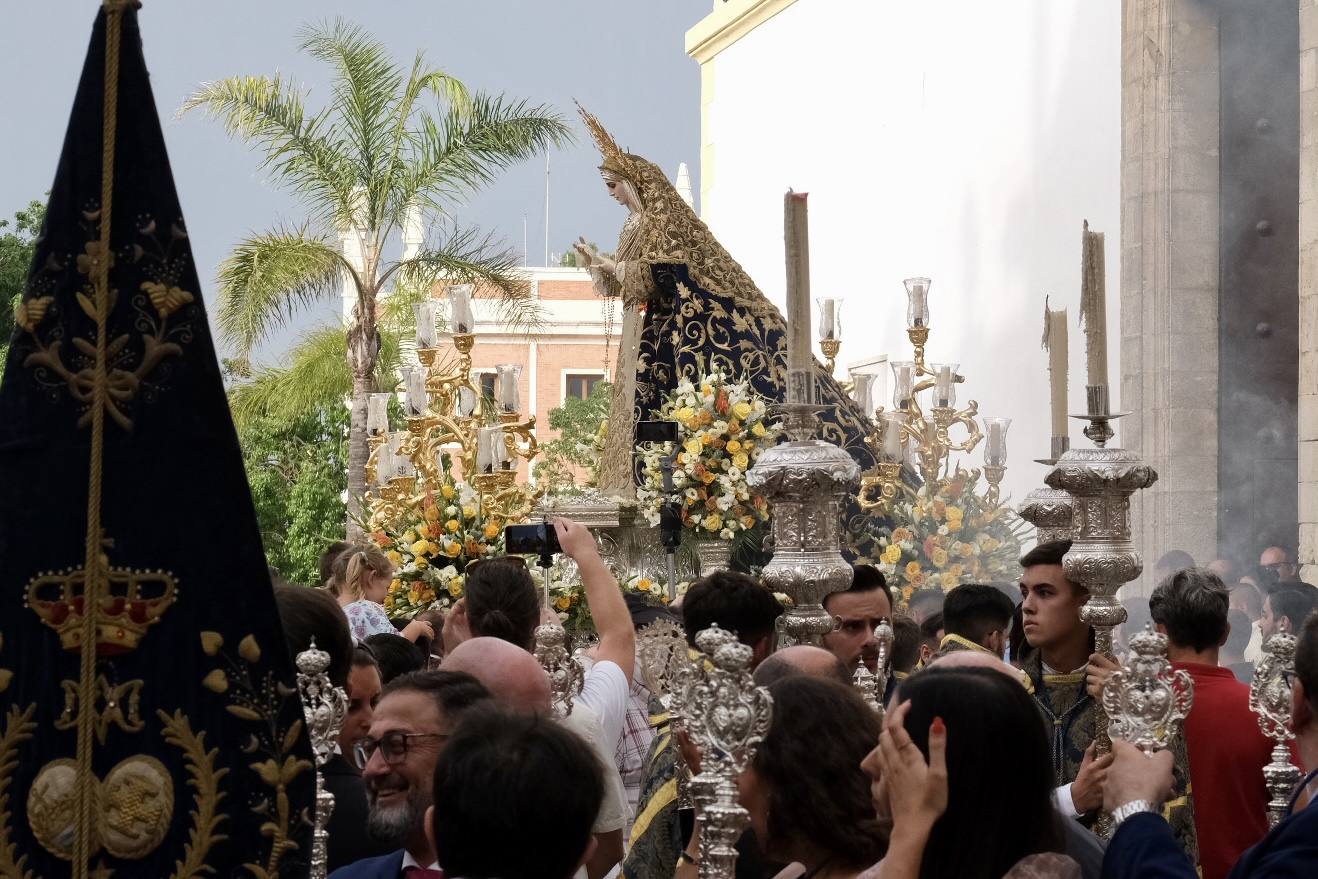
[273,523,1318,879]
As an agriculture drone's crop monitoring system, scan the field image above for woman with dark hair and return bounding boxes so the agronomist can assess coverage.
[861,667,1076,879]
[446,556,542,652]
[677,676,885,878]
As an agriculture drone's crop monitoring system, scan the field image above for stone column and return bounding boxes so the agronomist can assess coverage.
[1300,0,1318,579]
[1120,0,1221,590]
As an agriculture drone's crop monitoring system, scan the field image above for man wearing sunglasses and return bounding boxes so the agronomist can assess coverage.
[330,669,491,879]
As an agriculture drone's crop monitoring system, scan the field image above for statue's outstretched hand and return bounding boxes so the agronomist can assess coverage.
[574,236,596,267]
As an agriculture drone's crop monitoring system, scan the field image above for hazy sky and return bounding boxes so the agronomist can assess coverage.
[0,0,709,359]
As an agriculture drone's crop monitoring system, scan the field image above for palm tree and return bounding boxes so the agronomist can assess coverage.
[183,20,571,536]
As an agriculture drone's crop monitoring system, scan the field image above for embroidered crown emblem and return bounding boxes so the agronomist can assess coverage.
[25,557,177,655]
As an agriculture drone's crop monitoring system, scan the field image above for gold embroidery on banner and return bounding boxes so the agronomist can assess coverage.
[0,705,39,879]
[18,212,196,431]
[0,633,12,694]
[157,709,227,878]
[56,676,145,743]
[25,550,177,655]
[101,756,173,860]
[29,759,85,861]
[203,634,310,877]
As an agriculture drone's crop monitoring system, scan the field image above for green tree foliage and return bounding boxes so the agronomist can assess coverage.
[181,19,571,536]
[534,380,611,490]
[0,199,46,364]
[239,404,349,584]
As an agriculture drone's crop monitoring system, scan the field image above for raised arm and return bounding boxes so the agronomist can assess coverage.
[553,518,635,683]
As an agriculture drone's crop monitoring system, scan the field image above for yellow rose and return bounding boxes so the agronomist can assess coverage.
[676,406,695,424]
[408,584,422,603]
[905,561,922,578]
[733,401,752,420]
[742,515,756,528]
[410,539,430,556]
[390,578,402,593]
[386,550,402,565]
[701,434,714,446]
[949,564,964,578]
[403,530,417,544]
[636,578,652,593]
[555,596,571,611]
[441,484,456,499]
[701,471,716,484]
[462,506,476,519]
[445,541,462,558]
[947,519,963,533]
[448,579,464,598]
[882,544,903,565]
[932,548,949,567]
[941,572,959,590]
[424,505,440,522]
[684,437,702,456]
[733,453,749,470]
[947,506,964,521]
[959,543,974,558]
[415,557,429,570]
[752,422,767,437]
[726,440,742,453]
[446,519,460,533]
[701,384,713,396]
[702,513,723,532]
[483,523,500,539]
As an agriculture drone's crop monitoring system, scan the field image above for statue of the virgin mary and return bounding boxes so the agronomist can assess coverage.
[573,104,876,497]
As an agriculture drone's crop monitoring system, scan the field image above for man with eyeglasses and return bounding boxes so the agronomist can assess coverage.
[329,669,491,879]
[1259,545,1301,587]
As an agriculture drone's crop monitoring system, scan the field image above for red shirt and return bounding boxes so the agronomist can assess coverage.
[1174,661,1274,879]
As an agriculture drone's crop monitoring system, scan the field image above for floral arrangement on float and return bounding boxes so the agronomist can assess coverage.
[859,471,1027,606]
[636,371,777,541]
[541,568,691,632]
[370,457,507,620]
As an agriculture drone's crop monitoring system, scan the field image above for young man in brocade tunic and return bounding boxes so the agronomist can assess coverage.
[1018,541,1199,867]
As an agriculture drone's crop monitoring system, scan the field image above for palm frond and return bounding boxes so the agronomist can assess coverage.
[179,76,355,223]
[228,324,403,428]
[397,94,572,221]
[215,229,349,360]
[388,227,543,334]
[299,20,405,230]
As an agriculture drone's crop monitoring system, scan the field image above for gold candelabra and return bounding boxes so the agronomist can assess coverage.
[855,278,1009,515]
[365,287,542,530]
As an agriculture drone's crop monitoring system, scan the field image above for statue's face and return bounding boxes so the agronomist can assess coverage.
[604,175,640,212]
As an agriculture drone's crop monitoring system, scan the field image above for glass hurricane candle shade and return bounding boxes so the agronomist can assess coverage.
[414,301,439,349]
[476,425,498,473]
[489,427,511,469]
[881,410,906,462]
[403,367,428,416]
[816,297,841,341]
[931,362,958,409]
[367,393,391,437]
[375,441,396,485]
[496,364,523,413]
[891,361,915,410]
[387,431,414,478]
[983,416,1011,466]
[448,283,475,334]
[850,371,877,416]
[457,383,478,418]
[903,277,931,329]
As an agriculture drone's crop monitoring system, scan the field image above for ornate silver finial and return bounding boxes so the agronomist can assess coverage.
[1102,624,1193,754]
[684,624,773,879]
[1017,485,1074,544]
[535,621,585,717]
[297,637,349,879]
[873,618,894,719]
[853,663,880,713]
[637,617,689,698]
[1250,633,1304,827]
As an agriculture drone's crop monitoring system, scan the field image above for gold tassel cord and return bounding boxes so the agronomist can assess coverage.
[73,2,133,874]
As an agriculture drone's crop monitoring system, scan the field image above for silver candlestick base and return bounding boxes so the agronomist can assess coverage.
[747,403,861,646]
[1250,633,1305,827]
[1018,485,1075,545]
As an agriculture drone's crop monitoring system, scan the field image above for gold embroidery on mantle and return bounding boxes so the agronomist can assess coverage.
[0,704,39,879]
[199,631,311,877]
[0,633,12,694]
[157,709,227,878]
[55,676,144,744]
[25,548,177,655]
[17,212,196,431]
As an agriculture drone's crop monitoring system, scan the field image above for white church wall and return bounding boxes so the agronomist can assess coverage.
[694,0,1121,511]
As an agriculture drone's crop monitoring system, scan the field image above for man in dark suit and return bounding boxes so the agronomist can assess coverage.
[329,670,491,879]
[1100,611,1318,878]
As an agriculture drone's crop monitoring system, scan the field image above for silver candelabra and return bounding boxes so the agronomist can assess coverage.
[296,638,349,879]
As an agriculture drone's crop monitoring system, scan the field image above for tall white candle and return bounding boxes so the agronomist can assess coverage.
[785,191,812,380]
[817,298,837,340]
[1043,299,1069,438]
[404,367,427,416]
[1080,221,1108,390]
[367,393,391,436]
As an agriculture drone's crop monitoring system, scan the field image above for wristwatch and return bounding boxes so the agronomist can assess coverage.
[1110,799,1154,828]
